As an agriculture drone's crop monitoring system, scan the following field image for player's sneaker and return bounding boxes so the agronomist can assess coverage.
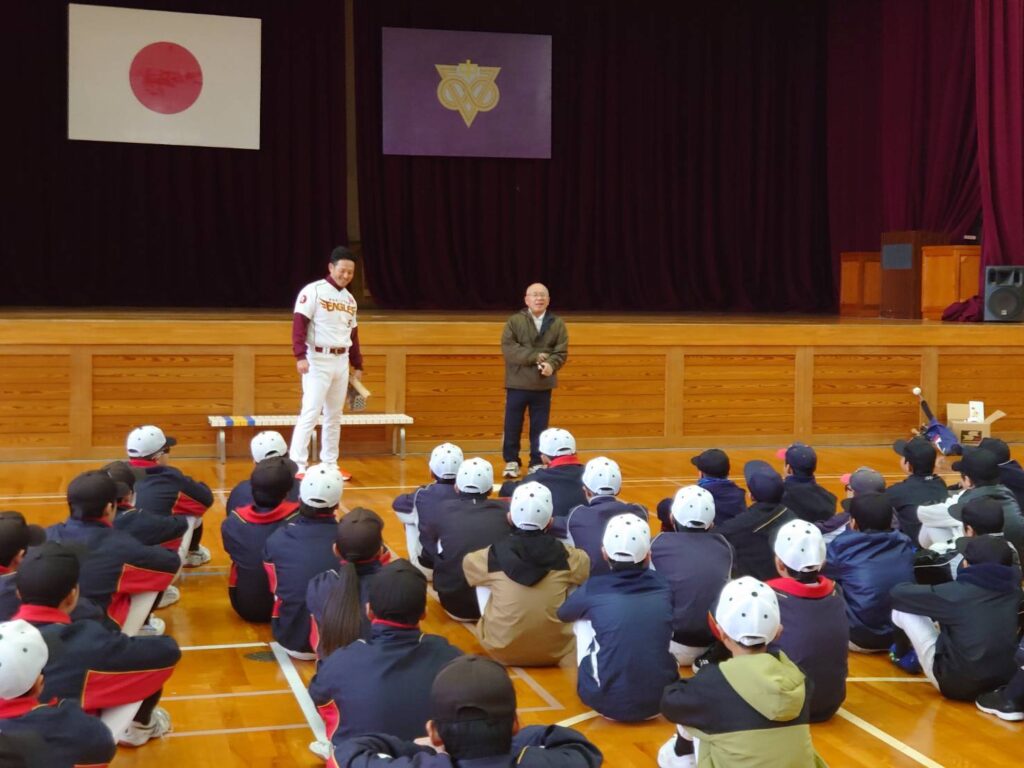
[119,706,172,746]
[156,585,180,609]
[503,462,520,479]
[657,735,696,768]
[283,646,318,661]
[339,467,353,481]
[888,643,921,675]
[528,464,544,474]
[138,616,165,636]
[183,544,212,568]
[308,740,332,759]
[976,687,1024,721]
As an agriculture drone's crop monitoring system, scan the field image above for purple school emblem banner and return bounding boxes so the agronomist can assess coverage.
[382,27,552,159]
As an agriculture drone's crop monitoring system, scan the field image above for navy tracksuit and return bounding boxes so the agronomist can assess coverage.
[715,502,797,581]
[781,476,837,523]
[0,696,116,768]
[309,623,462,747]
[655,477,747,531]
[885,473,949,545]
[114,502,190,551]
[221,500,300,622]
[391,481,458,569]
[132,459,214,553]
[557,568,678,721]
[565,497,649,577]
[498,457,587,537]
[650,530,733,646]
[14,604,180,713]
[46,517,179,628]
[768,576,849,722]
[306,555,387,656]
[226,463,302,515]
[263,514,340,653]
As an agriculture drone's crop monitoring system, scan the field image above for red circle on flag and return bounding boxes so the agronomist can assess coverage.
[129,42,203,114]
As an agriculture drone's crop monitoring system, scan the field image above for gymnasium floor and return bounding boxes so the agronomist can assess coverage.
[2,446,1018,767]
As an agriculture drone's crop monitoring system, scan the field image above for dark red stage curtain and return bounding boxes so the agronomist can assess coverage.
[355,0,833,312]
[1,1,347,308]
[976,0,1024,267]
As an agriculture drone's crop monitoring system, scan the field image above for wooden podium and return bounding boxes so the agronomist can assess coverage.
[879,231,947,319]
[921,245,981,319]
[839,251,881,316]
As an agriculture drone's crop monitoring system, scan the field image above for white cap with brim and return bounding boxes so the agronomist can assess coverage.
[510,482,553,530]
[582,457,622,496]
[429,443,464,480]
[0,620,48,699]
[670,485,716,529]
[456,458,494,494]
[251,431,288,462]
[773,519,826,572]
[602,513,651,563]
[715,576,781,646]
[126,425,176,458]
[299,464,344,508]
[539,428,576,457]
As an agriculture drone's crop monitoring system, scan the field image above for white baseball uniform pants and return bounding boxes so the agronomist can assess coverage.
[289,351,349,470]
[891,609,940,688]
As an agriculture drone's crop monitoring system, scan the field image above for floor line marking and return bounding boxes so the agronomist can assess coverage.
[180,641,268,652]
[556,710,600,728]
[510,667,563,711]
[271,641,327,743]
[167,723,308,738]
[163,689,292,702]
[847,677,931,683]
[835,708,945,768]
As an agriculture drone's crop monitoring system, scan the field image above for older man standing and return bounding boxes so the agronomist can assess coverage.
[500,283,569,479]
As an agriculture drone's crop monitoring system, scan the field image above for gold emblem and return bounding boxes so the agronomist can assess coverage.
[435,60,501,127]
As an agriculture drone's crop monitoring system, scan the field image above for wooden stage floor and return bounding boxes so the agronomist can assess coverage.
[2,445,1019,768]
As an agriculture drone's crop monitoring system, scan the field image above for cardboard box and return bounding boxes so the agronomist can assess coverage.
[946,402,1007,445]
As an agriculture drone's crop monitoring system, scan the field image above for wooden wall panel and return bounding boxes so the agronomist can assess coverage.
[405,354,505,442]
[938,353,1024,438]
[556,355,665,437]
[0,355,71,447]
[812,354,921,436]
[92,354,233,446]
[682,355,795,436]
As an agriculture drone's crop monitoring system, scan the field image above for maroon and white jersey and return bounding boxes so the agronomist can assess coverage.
[294,279,358,352]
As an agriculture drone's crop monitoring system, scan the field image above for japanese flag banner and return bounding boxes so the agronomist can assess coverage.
[68,3,261,149]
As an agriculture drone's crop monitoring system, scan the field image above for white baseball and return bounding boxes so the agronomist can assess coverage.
[912,387,922,396]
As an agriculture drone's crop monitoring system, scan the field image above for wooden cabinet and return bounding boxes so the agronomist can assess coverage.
[921,245,981,320]
[839,251,881,316]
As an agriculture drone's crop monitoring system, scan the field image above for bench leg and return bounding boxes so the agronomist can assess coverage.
[217,429,226,464]
[399,427,406,459]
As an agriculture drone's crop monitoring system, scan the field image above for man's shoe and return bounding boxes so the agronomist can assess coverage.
[156,585,180,609]
[503,462,520,479]
[119,706,172,746]
[183,544,211,568]
[888,643,922,675]
[976,687,1024,721]
[339,467,352,481]
[138,616,165,636]
[657,735,696,768]
[309,740,332,759]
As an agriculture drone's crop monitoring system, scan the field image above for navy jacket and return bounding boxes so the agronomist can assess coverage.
[884,473,948,545]
[309,623,462,747]
[432,497,510,620]
[655,477,747,532]
[114,502,189,550]
[15,604,180,712]
[499,457,587,537]
[891,563,1022,700]
[46,518,179,628]
[131,460,214,518]
[222,500,300,622]
[768,577,849,722]
[781,476,836,523]
[392,482,459,568]
[712,502,796,582]
[557,568,678,721]
[649,530,733,646]
[264,513,341,653]
[824,529,915,650]
[1000,459,1024,511]
[306,555,387,656]
[565,497,648,577]
[333,725,603,768]
[226,462,302,514]
[0,697,116,768]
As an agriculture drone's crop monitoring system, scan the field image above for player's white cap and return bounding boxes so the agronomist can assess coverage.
[251,431,288,463]
[456,458,493,494]
[429,443,464,480]
[714,576,780,647]
[510,482,553,531]
[602,513,651,563]
[126,425,176,458]
[670,485,716,530]
[539,428,576,457]
[0,620,48,699]
[582,457,622,496]
[773,519,826,572]
[300,464,344,508]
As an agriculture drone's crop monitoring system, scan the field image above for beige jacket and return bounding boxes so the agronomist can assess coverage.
[463,542,589,666]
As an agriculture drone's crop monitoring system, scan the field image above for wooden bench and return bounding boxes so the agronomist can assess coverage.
[208,414,414,463]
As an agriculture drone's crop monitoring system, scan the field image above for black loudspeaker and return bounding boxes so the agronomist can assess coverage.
[984,266,1024,322]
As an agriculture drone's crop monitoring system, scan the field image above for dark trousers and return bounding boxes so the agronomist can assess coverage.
[502,388,551,467]
[134,687,163,724]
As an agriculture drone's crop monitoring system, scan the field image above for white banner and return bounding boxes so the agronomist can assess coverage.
[68,3,261,150]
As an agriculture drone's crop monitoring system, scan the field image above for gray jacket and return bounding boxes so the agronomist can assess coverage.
[951,483,1024,552]
[501,309,568,390]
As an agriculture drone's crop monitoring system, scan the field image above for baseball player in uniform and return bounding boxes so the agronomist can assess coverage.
[289,247,364,477]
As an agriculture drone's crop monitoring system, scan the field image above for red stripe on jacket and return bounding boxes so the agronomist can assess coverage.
[234,501,300,524]
[117,563,177,594]
[263,562,282,618]
[173,490,209,517]
[13,604,72,625]
[81,666,176,712]
[317,699,341,743]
